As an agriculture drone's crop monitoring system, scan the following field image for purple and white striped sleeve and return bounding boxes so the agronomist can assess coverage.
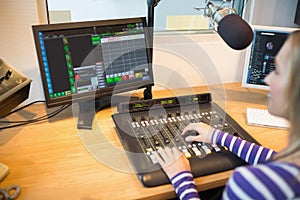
[211,130,277,164]
[222,162,300,199]
[170,171,200,200]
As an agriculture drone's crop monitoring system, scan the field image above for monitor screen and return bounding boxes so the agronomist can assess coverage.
[242,25,297,90]
[32,17,153,107]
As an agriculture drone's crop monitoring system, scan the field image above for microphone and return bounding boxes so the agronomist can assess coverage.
[204,2,254,50]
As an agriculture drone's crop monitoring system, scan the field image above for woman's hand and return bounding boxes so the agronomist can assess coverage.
[153,147,191,179]
[182,122,215,143]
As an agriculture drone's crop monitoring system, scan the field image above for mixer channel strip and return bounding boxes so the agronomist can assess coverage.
[112,93,259,187]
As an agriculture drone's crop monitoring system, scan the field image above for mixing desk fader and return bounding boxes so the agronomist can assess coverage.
[112,93,259,187]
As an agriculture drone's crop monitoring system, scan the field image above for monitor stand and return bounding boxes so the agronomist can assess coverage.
[77,87,152,130]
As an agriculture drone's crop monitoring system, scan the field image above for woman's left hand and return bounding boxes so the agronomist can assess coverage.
[153,147,191,179]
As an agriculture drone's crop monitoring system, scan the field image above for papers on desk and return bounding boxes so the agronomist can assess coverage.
[0,162,9,181]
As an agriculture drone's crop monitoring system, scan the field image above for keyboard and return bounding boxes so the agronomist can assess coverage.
[246,108,290,129]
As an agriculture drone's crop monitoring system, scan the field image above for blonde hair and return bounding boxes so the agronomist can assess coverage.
[276,30,300,162]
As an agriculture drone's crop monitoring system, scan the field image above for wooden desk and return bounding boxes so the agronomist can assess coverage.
[0,82,288,199]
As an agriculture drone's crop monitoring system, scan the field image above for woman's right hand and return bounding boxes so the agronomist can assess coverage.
[152,147,191,180]
[182,122,216,144]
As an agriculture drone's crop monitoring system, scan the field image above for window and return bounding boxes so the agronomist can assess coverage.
[46,0,246,32]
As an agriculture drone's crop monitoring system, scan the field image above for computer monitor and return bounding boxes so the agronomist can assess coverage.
[32,17,154,129]
[242,25,298,90]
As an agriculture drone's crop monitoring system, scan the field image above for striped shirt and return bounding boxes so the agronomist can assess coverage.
[172,130,300,200]
[171,171,200,200]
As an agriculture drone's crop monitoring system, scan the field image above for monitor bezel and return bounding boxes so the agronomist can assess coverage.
[241,25,298,90]
[32,17,154,107]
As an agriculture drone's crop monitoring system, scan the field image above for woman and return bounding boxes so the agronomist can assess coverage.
[153,31,300,199]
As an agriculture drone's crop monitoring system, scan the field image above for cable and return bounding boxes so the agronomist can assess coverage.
[5,100,46,116]
[0,104,70,123]
[0,103,71,130]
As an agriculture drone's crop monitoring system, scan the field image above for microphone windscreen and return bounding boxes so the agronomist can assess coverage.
[217,14,253,50]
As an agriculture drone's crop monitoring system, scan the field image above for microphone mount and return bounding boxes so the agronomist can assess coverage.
[146,0,161,99]
[147,0,161,63]
[147,0,161,8]
[147,0,161,29]
[196,0,237,29]
[205,2,237,24]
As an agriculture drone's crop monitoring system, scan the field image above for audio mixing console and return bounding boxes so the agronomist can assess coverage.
[112,93,258,187]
